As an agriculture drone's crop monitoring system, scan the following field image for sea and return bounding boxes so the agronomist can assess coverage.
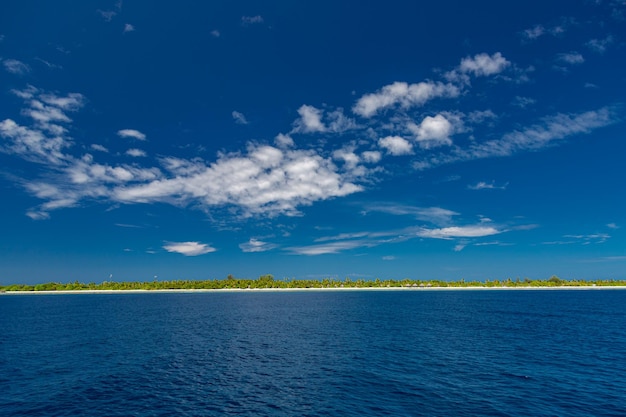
[1,289,625,416]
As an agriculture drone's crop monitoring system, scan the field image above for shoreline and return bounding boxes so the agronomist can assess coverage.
[3,285,626,295]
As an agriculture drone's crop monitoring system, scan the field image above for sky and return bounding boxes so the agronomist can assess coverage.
[1,0,625,284]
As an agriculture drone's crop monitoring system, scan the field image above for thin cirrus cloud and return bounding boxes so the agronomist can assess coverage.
[241,15,264,25]
[163,241,216,256]
[414,108,615,170]
[117,129,146,140]
[232,111,249,125]
[3,59,31,75]
[556,52,584,65]
[239,238,278,253]
[287,222,505,256]
[468,181,508,190]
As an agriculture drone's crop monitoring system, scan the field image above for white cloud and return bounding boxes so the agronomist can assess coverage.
[586,36,613,54]
[126,148,146,157]
[417,225,501,239]
[607,223,619,229]
[293,105,326,133]
[361,150,381,163]
[90,144,109,152]
[288,239,374,255]
[326,108,357,132]
[410,114,454,148]
[211,30,221,38]
[292,106,356,134]
[365,204,458,226]
[232,111,248,125]
[0,119,69,165]
[274,133,294,148]
[163,241,216,256]
[378,136,413,156]
[459,52,510,77]
[382,255,396,261]
[353,81,459,118]
[123,23,135,33]
[97,9,117,22]
[468,181,508,190]
[512,96,536,108]
[3,59,31,75]
[241,15,264,25]
[557,52,584,65]
[415,108,615,170]
[522,25,545,40]
[117,129,146,140]
[239,238,277,253]
[333,148,360,169]
[113,145,362,217]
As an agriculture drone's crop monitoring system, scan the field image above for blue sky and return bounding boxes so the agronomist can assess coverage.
[1,1,625,284]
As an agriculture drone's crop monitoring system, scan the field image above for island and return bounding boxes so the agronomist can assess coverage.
[1,274,626,292]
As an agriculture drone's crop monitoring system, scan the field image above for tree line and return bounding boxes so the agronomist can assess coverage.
[1,274,626,292]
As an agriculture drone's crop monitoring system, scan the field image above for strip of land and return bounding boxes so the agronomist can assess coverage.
[3,285,626,295]
[2,275,626,294]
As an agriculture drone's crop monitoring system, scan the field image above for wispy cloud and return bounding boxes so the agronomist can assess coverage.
[3,86,369,219]
[126,148,146,157]
[239,238,277,253]
[232,111,248,125]
[512,96,536,108]
[241,15,264,25]
[458,52,510,77]
[353,81,459,118]
[520,18,575,42]
[3,59,31,75]
[556,52,584,65]
[289,222,506,256]
[97,9,117,22]
[364,204,458,226]
[90,144,109,153]
[288,239,377,255]
[468,181,508,190]
[416,225,501,239]
[1,87,85,165]
[117,129,146,140]
[123,23,135,33]
[415,108,615,170]
[163,241,216,256]
[586,36,613,54]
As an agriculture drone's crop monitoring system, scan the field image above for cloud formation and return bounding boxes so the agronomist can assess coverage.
[353,81,459,118]
[232,111,248,125]
[378,136,413,155]
[415,108,615,170]
[117,129,146,140]
[239,238,277,253]
[3,59,31,75]
[241,15,264,25]
[459,52,510,77]
[411,114,454,148]
[163,241,216,256]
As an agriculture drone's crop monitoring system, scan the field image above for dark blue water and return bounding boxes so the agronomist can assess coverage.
[2,290,626,416]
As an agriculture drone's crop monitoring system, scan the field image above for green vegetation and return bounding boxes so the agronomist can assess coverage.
[1,274,625,292]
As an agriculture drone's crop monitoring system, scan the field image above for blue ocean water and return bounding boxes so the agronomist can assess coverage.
[1,290,626,416]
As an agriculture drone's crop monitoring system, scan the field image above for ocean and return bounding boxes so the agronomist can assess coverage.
[1,289,625,416]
